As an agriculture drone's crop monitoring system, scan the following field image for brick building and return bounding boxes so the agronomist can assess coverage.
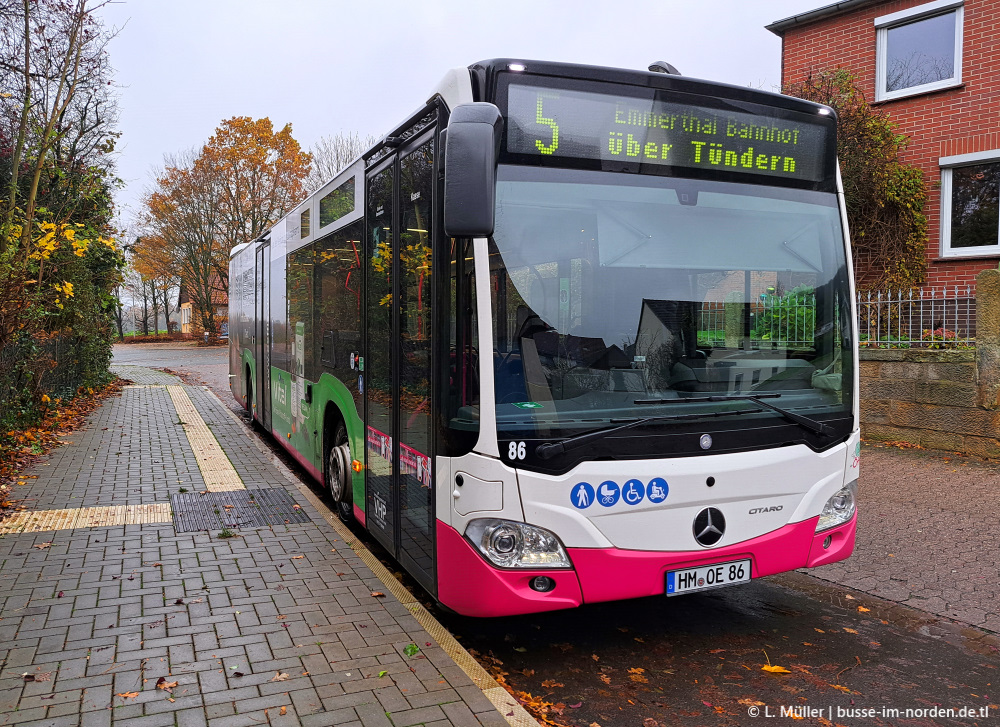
[768,0,1000,291]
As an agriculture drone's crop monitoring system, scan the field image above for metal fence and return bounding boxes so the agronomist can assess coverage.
[0,332,103,429]
[857,286,975,348]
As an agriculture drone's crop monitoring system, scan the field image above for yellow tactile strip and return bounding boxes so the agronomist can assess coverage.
[167,385,245,492]
[0,503,173,534]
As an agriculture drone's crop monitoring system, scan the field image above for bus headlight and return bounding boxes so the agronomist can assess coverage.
[465,519,572,569]
[816,480,857,532]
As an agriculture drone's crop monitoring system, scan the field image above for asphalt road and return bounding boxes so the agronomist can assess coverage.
[113,342,1000,727]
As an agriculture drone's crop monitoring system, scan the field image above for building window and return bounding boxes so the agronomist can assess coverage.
[940,151,1000,258]
[875,0,963,102]
[300,208,310,238]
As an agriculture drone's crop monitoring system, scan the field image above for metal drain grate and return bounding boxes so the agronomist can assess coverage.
[170,489,311,532]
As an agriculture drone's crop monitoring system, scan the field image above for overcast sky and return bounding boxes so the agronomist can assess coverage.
[97,0,823,227]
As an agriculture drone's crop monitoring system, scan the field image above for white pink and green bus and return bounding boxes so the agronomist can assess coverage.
[229,59,859,617]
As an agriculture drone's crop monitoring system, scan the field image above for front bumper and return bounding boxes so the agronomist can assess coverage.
[435,514,857,617]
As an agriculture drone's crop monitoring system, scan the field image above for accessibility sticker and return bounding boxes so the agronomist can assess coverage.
[622,479,645,505]
[513,402,544,409]
[647,477,669,503]
[597,481,620,507]
[571,482,595,509]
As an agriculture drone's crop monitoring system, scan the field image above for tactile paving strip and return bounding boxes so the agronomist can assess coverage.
[167,385,245,492]
[170,489,310,532]
[0,504,173,534]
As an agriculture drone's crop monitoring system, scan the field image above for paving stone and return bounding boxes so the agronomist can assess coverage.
[0,370,506,727]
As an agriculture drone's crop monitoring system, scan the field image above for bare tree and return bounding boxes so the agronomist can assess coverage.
[305,131,375,194]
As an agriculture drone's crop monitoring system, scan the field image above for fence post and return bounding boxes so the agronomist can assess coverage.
[724,291,742,349]
[976,269,1000,408]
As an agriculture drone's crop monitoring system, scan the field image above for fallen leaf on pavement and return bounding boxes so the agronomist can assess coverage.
[762,665,792,674]
[858,606,870,612]
[371,591,385,597]
[271,672,290,682]
[541,679,564,688]
[280,706,287,715]
[156,677,178,692]
[117,692,139,699]
[291,555,304,559]
[33,543,51,549]
[843,628,858,634]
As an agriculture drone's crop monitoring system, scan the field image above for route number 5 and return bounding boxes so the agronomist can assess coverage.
[508,441,527,460]
[535,94,559,155]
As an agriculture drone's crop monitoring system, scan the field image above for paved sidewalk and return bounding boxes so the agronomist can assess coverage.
[807,443,1000,633]
[0,369,524,727]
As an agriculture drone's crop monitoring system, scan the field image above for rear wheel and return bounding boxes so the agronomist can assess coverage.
[325,422,353,523]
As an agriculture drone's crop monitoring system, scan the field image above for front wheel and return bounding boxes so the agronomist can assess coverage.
[325,423,353,524]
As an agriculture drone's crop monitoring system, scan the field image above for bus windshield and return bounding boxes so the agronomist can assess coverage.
[489,165,853,448]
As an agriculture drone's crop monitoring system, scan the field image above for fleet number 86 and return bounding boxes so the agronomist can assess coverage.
[508,441,527,460]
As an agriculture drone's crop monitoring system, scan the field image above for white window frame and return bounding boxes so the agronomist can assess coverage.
[875,0,963,102]
[939,149,1000,258]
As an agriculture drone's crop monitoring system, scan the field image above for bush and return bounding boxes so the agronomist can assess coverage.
[754,285,816,345]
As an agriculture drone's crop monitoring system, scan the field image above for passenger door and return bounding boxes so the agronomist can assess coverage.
[363,124,437,594]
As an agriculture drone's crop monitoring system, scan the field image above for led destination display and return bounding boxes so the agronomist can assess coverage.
[505,83,831,182]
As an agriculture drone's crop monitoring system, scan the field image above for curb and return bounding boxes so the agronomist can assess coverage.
[204,384,539,727]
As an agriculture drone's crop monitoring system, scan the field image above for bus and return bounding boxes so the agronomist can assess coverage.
[229,59,859,618]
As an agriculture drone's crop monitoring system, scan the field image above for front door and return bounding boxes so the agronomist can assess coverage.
[364,126,437,594]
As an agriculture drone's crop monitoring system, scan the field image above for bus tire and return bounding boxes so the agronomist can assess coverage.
[325,420,353,524]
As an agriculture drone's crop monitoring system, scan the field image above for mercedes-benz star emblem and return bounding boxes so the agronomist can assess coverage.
[699,434,713,450]
[693,507,726,546]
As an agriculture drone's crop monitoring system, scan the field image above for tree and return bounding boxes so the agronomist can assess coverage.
[305,131,374,194]
[0,0,123,431]
[141,152,225,339]
[785,69,928,290]
[139,118,310,339]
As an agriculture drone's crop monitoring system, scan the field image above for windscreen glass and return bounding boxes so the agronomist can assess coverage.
[490,166,853,446]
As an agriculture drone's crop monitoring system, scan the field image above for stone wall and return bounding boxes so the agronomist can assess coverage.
[857,348,1000,456]
[859,269,1000,458]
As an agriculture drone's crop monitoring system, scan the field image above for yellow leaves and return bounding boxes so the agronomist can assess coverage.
[843,628,858,634]
[54,281,74,298]
[627,667,648,683]
[761,649,791,674]
[857,606,870,612]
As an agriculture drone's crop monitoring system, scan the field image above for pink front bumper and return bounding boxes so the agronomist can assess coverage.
[436,514,857,618]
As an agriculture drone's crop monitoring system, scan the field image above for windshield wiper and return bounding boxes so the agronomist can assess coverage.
[534,407,762,460]
[634,394,830,436]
